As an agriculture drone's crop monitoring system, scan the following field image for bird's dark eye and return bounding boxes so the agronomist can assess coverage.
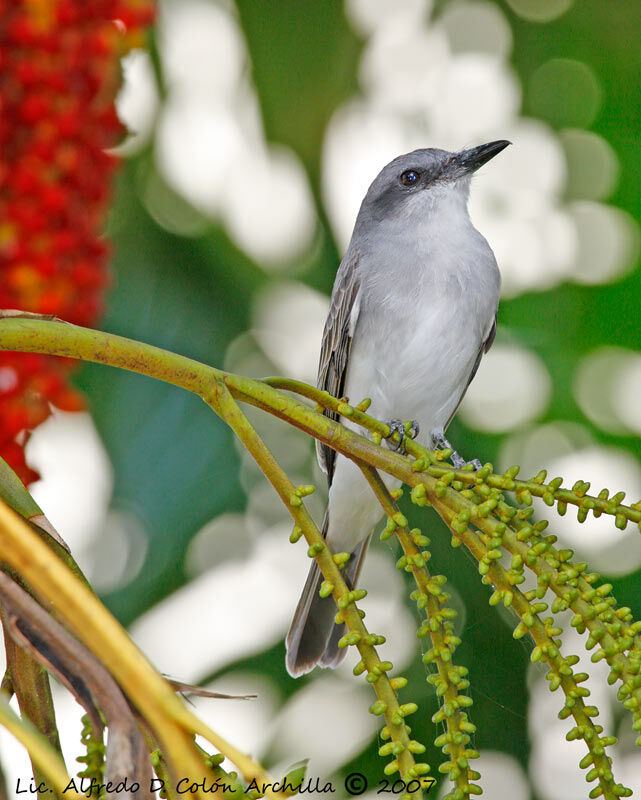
[400,170,419,186]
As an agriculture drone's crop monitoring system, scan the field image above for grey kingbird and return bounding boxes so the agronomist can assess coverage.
[286,140,510,676]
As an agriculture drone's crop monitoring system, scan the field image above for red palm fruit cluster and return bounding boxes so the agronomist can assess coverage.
[0,0,154,484]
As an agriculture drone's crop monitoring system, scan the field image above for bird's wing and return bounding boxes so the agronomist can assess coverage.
[445,313,497,431]
[316,251,361,485]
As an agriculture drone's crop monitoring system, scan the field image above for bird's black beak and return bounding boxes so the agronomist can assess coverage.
[455,140,511,174]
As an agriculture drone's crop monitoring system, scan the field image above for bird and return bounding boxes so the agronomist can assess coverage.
[285,140,510,677]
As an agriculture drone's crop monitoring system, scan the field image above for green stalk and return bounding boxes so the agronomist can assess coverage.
[360,467,477,800]
[204,378,430,794]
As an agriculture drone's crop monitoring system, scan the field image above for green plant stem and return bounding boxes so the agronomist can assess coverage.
[2,316,639,729]
[203,378,428,793]
[0,317,421,480]
[0,315,638,792]
[426,464,641,530]
[264,377,641,529]
[428,496,628,800]
[0,316,216,395]
[486,509,641,731]
[0,318,638,530]
[359,467,477,799]
[416,472,641,743]
[0,458,42,519]
[1,628,63,800]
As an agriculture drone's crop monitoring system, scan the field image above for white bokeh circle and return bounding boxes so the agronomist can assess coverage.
[573,347,640,435]
[251,281,328,382]
[459,344,552,433]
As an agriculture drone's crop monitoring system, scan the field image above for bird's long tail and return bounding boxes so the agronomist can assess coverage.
[285,512,370,677]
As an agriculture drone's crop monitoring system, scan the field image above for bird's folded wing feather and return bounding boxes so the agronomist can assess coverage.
[316,251,361,485]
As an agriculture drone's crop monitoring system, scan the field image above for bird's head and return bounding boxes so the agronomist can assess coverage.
[360,140,511,226]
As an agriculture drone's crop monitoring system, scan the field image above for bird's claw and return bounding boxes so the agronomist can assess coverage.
[451,453,483,471]
[433,432,481,471]
[384,419,420,455]
[406,420,420,440]
[384,420,406,452]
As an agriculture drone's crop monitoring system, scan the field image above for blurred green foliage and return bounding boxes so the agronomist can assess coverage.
[71,0,641,792]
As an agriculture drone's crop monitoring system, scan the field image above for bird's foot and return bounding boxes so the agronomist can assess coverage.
[453,454,483,471]
[384,419,420,455]
[432,432,481,471]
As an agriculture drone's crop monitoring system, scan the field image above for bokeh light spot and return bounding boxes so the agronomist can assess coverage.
[27,412,114,565]
[528,58,602,128]
[499,421,592,479]
[185,512,253,577]
[141,166,211,237]
[569,201,640,285]
[506,0,574,23]
[346,0,432,35]
[159,0,245,100]
[131,525,300,681]
[467,119,576,295]
[438,750,530,799]
[154,0,316,263]
[459,344,551,432]
[323,102,422,250]
[428,53,521,142]
[270,676,376,775]
[439,1,513,59]
[115,49,159,153]
[156,98,242,215]
[252,281,328,382]
[220,143,317,265]
[86,509,148,593]
[612,357,641,436]
[560,129,619,201]
[192,674,278,766]
[359,23,451,113]
[573,347,639,434]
